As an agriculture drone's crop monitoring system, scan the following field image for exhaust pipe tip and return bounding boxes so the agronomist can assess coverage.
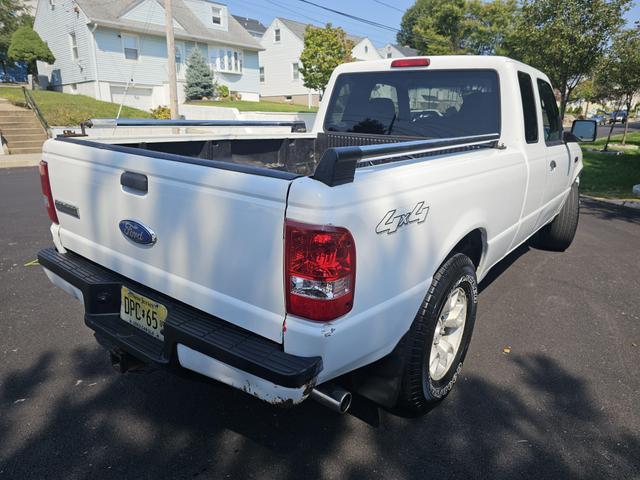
[310,384,352,414]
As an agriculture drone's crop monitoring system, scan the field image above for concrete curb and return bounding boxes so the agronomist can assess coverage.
[581,195,640,210]
[0,153,41,169]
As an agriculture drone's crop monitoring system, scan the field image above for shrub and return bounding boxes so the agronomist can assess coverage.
[216,84,229,99]
[150,105,171,119]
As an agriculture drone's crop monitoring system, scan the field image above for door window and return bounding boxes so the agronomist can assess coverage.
[536,79,561,144]
[518,71,538,143]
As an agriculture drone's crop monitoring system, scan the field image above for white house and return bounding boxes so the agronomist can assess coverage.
[259,18,419,107]
[34,0,263,110]
[378,43,418,59]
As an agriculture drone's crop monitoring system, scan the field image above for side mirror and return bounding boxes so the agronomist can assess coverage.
[567,119,597,143]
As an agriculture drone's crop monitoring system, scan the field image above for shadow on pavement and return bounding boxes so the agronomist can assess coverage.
[580,197,640,225]
[1,346,637,479]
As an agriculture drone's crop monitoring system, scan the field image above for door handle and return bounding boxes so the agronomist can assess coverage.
[549,160,557,172]
[121,171,148,194]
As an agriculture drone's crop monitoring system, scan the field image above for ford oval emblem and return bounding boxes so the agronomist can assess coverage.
[119,220,157,246]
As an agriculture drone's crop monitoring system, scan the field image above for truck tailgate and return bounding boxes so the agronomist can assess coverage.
[44,139,293,343]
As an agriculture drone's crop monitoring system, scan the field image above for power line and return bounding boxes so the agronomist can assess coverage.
[295,0,400,33]
[372,0,404,13]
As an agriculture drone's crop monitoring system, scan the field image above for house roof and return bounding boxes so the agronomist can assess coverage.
[277,17,362,44]
[233,15,266,35]
[75,0,262,50]
[392,44,418,56]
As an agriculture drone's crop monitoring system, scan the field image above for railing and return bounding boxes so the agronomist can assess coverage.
[313,133,502,187]
[82,118,307,133]
[22,87,51,138]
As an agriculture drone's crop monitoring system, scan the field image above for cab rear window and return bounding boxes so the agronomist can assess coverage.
[324,69,500,139]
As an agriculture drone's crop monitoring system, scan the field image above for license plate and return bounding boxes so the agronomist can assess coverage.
[120,286,168,340]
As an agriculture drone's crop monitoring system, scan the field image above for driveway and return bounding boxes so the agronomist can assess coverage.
[1,167,639,480]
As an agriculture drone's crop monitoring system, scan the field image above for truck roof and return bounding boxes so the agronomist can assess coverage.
[333,55,550,83]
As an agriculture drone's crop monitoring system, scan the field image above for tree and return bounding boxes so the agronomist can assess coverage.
[7,26,54,76]
[598,28,640,145]
[0,0,33,75]
[572,77,608,117]
[397,0,517,55]
[506,0,630,121]
[299,24,354,95]
[184,48,214,100]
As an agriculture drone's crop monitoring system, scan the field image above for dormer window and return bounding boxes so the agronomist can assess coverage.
[211,6,221,25]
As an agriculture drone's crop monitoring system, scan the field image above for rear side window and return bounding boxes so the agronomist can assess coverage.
[517,71,538,143]
[536,79,561,144]
[323,69,500,139]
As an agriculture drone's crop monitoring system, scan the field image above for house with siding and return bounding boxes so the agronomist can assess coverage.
[378,43,418,59]
[259,18,416,107]
[33,0,262,110]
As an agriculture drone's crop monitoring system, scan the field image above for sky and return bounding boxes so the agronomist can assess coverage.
[224,0,640,49]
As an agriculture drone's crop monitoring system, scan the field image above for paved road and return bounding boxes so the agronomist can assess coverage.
[1,167,639,480]
[596,120,640,139]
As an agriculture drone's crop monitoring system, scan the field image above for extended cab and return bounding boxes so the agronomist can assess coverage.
[38,56,597,414]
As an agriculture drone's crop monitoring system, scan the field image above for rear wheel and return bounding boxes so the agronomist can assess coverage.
[398,253,478,414]
[533,182,580,252]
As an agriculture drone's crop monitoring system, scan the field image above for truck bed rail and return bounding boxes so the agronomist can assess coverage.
[84,118,307,133]
[312,133,501,187]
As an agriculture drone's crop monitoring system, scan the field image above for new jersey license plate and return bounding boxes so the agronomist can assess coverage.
[120,286,168,340]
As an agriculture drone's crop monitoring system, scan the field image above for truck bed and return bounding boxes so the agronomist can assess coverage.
[65,132,425,177]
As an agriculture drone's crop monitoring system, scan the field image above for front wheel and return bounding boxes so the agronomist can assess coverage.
[398,253,478,414]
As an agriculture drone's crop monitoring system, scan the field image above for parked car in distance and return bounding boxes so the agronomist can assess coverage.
[608,110,627,124]
[37,56,598,416]
[590,114,607,125]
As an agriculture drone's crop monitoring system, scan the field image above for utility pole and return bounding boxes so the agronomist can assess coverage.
[165,0,179,119]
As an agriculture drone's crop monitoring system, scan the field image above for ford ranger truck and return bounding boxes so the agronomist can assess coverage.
[37,56,597,414]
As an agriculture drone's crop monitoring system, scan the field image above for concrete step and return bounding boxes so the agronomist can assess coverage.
[0,111,33,117]
[5,134,48,142]
[8,140,45,148]
[0,127,44,135]
[0,121,43,129]
[9,146,42,154]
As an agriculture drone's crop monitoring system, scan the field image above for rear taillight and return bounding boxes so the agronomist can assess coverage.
[38,160,58,224]
[285,220,356,322]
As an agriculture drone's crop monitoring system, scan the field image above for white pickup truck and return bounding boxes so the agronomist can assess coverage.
[38,56,597,415]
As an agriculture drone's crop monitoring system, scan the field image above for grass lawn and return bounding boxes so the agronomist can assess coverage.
[581,131,640,198]
[0,87,152,126]
[188,99,318,113]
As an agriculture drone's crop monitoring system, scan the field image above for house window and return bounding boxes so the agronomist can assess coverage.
[215,47,243,73]
[175,46,182,73]
[387,52,392,58]
[364,45,368,53]
[292,62,299,80]
[259,67,264,83]
[123,34,139,61]
[211,6,221,25]
[69,32,79,61]
[274,28,281,42]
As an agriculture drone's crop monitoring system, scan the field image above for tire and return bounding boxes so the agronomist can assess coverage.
[533,182,580,252]
[398,253,478,414]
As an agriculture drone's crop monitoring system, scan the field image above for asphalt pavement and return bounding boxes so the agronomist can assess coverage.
[596,120,640,139]
[1,167,639,480]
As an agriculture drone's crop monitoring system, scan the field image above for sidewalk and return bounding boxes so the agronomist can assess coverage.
[0,153,41,168]
[582,195,640,210]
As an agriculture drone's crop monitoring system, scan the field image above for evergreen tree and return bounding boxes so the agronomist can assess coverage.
[184,48,214,100]
[8,26,54,76]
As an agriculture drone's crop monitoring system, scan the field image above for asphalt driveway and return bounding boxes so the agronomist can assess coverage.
[1,167,638,479]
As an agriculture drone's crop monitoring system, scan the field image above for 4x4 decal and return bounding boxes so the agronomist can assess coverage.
[376,201,429,235]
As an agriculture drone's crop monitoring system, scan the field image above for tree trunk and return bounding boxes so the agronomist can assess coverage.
[584,101,590,118]
[621,99,632,145]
